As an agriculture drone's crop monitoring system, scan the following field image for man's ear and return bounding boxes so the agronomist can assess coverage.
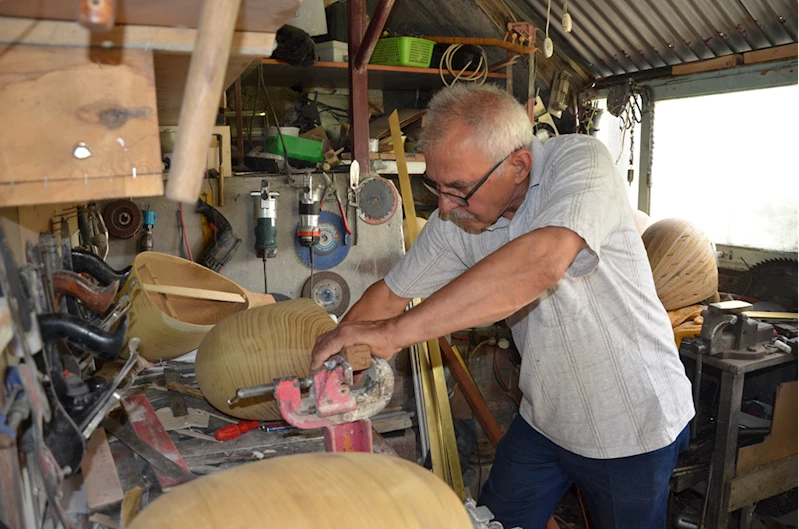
[512,149,533,184]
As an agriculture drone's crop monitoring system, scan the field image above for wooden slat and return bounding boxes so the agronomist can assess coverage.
[142,284,247,303]
[0,17,277,55]
[672,55,744,76]
[0,45,163,208]
[0,0,301,34]
[743,44,798,65]
[423,35,535,55]
[736,381,797,475]
[81,429,125,511]
[120,394,192,491]
[742,311,798,321]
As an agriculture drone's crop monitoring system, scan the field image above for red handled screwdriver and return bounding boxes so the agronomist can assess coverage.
[214,420,259,441]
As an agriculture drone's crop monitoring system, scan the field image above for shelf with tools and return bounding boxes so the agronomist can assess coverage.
[260,58,506,90]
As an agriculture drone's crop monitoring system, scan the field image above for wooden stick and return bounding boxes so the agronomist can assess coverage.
[120,487,143,528]
[438,338,504,446]
[142,284,246,303]
[743,311,798,321]
[166,381,205,400]
[165,0,243,202]
[138,263,178,319]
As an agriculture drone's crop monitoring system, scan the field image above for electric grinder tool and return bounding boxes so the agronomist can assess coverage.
[251,180,280,293]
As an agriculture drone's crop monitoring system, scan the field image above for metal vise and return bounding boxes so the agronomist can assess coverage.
[229,354,393,453]
[692,301,776,360]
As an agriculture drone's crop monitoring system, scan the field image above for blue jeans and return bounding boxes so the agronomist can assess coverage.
[479,415,689,529]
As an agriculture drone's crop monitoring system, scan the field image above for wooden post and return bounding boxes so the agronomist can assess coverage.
[165,0,243,203]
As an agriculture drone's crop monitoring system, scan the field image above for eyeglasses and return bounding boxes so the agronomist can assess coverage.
[421,147,521,208]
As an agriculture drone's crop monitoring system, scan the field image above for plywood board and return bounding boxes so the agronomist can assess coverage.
[0,45,163,207]
[0,17,277,56]
[736,381,797,475]
[0,0,300,34]
[729,454,798,512]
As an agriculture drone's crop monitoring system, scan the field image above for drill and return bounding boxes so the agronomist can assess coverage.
[296,173,322,288]
[251,180,280,293]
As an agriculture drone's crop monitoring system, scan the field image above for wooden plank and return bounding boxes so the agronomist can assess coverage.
[672,55,744,76]
[438,338,505,447]
[81,429,125,511]
[120,394,192,491]
[0,17,277,55]
[0,45,163,208]
[423,35,535,55]
[742,311,798,321]
[744,44,798,65]
[0,445,25,529]
[0,0,301,34]
[143,282,247,303]
[729,454,798,512]
[260,58,506,91]
[736,381,797,475]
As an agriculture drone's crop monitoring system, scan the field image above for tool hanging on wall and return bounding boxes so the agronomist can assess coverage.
[251,180,280,294]
[296,173,322,292]
[347,160,361,245]
[294,211,350,270]
[301,271,351,319]
[139,206,157,253]
[358,177,399,225]
[103,199,143,240]
[195,200,241,272]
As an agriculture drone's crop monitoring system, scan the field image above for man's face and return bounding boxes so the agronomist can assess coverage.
[424,124,523,232]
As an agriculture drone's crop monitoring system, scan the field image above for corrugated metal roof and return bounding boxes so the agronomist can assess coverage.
[520,0,798,78]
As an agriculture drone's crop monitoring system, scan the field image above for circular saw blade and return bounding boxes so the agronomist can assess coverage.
[301,271,351,318]
[103,199,143,239]
[358,177,398,225]
[294,211,350,269]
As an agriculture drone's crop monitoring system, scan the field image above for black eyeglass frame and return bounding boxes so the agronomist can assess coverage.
[421,146,523,207]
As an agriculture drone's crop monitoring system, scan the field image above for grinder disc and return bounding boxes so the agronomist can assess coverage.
[103,199,143,239]
[301,271,351,318]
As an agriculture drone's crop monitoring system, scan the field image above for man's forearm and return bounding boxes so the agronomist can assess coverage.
[343,279,411,323]
[388,226,584,349]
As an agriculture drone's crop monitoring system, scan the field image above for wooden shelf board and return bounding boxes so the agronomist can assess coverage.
[260,59,506,90]
[0,0,300,34]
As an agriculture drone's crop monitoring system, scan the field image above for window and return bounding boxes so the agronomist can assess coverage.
[648,85,798,252]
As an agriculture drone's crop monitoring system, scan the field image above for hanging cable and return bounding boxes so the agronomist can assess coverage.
[439,44,489,86]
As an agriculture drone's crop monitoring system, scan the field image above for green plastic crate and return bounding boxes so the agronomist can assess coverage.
[370,37,435,68]
[265,135,324,163]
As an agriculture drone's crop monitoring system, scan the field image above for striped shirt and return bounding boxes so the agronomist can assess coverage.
[385,134,694,458]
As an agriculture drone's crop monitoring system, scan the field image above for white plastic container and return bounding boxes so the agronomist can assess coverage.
[317,41,348,63]
[266,126,300,138]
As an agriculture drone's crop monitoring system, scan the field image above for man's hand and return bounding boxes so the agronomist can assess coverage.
[310,319,401,370]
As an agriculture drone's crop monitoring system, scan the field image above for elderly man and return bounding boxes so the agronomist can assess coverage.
[311,84,694,529]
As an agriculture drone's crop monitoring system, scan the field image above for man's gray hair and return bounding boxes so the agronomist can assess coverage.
[420,84,534,163]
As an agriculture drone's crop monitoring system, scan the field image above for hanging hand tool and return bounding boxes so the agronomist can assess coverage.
[250,180,280,294]
[214,420,259,441]
[52,271,119,314]
[321,171,352,242]
[71,249,132,287]
[296,172,322,292]
[37,314,128,362]
[139,206,157,253]
[347,160,361,245]
[229,348,392,453]
[195,199,241,272]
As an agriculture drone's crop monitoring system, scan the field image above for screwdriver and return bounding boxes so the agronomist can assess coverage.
[214,420,259,441]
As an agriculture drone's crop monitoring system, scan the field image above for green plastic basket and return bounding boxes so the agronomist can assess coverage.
[265,135,324,163]
[370,37,435,68]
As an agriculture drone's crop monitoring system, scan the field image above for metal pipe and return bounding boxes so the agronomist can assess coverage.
[353,0,396,71]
